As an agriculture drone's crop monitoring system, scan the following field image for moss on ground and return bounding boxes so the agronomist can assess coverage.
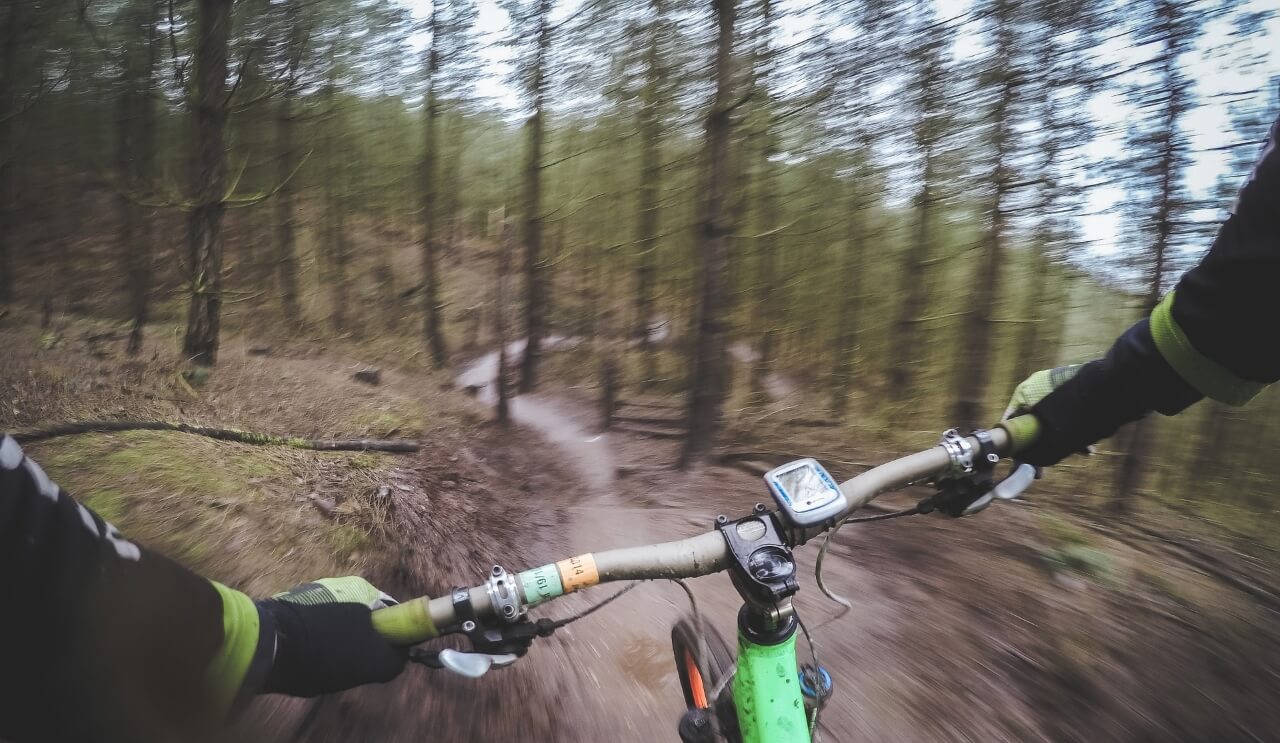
[347,405,427,438]
[1034,512,1116,583]
[29,430,390,597]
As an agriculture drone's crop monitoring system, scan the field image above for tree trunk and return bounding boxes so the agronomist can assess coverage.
[633,0,664,386]
[680,0,736,467]
[120,0,158,355]
[326,152,350,333]
[518,0,551,393]
[889,164,934,403]
[182,0,232,366]
[830,182,864,418]
[274,106,302,325]
[1013,235,1052,379]
[1013,36,1064,381]
[421,4,448,367]
[0,0,22,308]
[951,0,1017,429]
[1113,6,1185,512]
[1112,418,1154,514]
[750,151,779,402]
[273,3,304,327]
[747,0,779,403]
[495,224,513,425]
[888,35,944,405]
[1187,401,1226,492]
[442,113,462,254]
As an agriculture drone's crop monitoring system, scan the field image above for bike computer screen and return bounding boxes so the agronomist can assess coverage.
[763,458,848,527]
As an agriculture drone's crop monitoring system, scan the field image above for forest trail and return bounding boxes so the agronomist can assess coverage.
[449,341,709,740]
[456,337,614,493]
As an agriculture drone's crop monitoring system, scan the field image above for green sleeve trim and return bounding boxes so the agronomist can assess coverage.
[207,582,261,720]
[1150,292,1264,406]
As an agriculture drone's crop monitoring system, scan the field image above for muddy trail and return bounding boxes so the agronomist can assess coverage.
[257,344,1280,743]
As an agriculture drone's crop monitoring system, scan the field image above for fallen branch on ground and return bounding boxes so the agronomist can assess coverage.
[11,421,421,453]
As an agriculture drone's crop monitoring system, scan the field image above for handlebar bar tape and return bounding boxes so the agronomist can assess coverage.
[371,597,439,645]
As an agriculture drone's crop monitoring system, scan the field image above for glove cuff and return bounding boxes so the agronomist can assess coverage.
[255,598,304,695]
[252,599,406,697]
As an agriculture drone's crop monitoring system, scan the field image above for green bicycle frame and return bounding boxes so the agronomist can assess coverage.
[733,630,810,743]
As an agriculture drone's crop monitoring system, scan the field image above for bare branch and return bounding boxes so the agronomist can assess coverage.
[222,47,257,109]
[224,149,314,208]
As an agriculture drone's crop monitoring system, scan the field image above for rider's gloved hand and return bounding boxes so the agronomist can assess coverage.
[999,364,1092,467]
[1002,364,1085,421]
[256,576,407,697]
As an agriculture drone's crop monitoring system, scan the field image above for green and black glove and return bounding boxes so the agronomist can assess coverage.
[999,364,1086,466]
[255,576,408,697]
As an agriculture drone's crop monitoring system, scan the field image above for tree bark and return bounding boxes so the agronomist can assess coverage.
[748,0,779,403]
[951,0,1018,429]
[1013,244,1052,378]
[273,0,304,327]
[421,0,449,367]
[680,0,736,467]
[750,148,780,401]
[495,224,513,425]
[181,0,232,366]
[888,34,945,405]
[1113,0,1187,513]
[830,182,864,417]
[518,0,551,393]
[633,0,664,386]
[119,0,158,355]
[1013,23,1067,381]
[324,132,350,334]
[0,0,22,308]
[1187,401,1226,492]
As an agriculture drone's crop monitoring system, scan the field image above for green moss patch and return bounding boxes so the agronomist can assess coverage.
[28,430,393,597]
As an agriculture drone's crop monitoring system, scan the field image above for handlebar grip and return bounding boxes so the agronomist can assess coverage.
[372,596,439,645]
[998,414,1040,454]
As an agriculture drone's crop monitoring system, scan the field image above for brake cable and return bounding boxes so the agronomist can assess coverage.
[543,581,641,628]
[814,504,926,618]
[410,582,642,671]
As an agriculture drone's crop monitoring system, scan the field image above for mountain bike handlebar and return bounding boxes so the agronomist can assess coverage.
[371,421,1021,645]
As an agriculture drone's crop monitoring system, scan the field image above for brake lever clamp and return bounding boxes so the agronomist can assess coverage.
[927,428,1002,517]
[923,472,995,517]
[465,616,558,657]
[444,583,557,657]
[939,429,976,478]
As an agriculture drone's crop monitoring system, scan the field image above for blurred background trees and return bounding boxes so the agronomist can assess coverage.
[1,0,1277,530]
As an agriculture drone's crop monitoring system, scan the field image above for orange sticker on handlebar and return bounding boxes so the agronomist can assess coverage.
[556,553,599,592]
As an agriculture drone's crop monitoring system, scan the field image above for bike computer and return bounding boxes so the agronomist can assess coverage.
[763,458,848,527]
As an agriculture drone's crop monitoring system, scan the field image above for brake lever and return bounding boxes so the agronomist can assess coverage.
[409,648,520,678]
[961,463,1037,516]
